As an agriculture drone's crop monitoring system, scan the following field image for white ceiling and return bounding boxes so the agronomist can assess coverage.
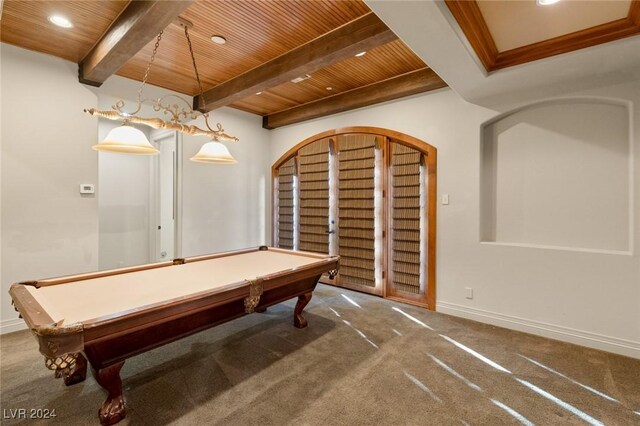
[477,0,631,52]
[366,0,640,107]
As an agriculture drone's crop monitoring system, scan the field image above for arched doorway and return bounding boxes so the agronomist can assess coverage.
[272,127,437,310]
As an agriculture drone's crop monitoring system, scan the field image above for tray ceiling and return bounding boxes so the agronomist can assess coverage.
[445,0,640,71]
[478,0,632,52]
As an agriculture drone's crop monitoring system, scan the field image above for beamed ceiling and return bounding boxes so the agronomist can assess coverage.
[2,1,639,128]
[0,0,445,129]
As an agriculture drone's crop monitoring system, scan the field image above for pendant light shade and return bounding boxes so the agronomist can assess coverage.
[92,124,159,155]
[190,141,237,164]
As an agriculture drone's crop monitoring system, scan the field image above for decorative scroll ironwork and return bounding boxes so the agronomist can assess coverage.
[84,21,239,144]
[244,278,264,313]
[84,107,239,143]
[45,353,77,371]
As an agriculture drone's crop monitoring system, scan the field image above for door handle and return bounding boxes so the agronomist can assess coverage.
[325,230,335,234]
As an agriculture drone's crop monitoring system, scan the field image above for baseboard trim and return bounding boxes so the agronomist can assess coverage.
[0,318,27,335]
[437,302,640,359]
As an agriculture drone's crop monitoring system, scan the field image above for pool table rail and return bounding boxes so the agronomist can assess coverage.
[31,259,177,288]
[9,283,85,369]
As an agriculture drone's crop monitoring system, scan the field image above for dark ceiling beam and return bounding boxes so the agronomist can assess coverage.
[263,68,447,129]
[79,0,193,87]
[194,12,398,112]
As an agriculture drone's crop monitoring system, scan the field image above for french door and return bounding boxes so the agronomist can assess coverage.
[272,128,436,309]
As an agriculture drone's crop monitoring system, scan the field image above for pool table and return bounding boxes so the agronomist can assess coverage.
[9,246,339,425]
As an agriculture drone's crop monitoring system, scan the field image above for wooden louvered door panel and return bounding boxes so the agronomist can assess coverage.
[298,139,330,254]
[387,142,428,305]
[335,134,380,293]
[275,157,296,249]
[272,128,436,309]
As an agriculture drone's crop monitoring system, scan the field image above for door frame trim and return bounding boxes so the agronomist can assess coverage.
[149,130,183,262]
[272,126,437,310]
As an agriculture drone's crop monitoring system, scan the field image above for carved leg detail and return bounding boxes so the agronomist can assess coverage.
[294,292,313,328]
[255,306,267,313]
[93,362,126,426]
[61,353,88,386]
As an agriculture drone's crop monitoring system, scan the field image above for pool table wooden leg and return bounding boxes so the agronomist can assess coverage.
[55,353,88,386]
[92,361,126,426]
[294,292,313,328]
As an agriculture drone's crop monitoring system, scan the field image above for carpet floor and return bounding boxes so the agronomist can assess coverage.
[1,284,639,425]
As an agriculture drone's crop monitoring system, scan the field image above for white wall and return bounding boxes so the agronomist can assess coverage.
[96,94,159,270]
[180,110,271,256]
[94,73,272,258]
[269,84,640,358]
[481,99,630,252]
[0,45,271,333]
[1,44,99,332]
[97,114,153,270]
[96,104,272,267]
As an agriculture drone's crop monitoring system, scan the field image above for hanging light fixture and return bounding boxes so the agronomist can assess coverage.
[191,142,237,164]
[93,123,158,155]
[85,18,238,163]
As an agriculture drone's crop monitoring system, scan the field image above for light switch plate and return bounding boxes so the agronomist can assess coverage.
[465,287,473,299]
[80,184,95,194]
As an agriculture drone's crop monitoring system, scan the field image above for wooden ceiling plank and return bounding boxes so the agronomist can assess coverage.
[195,12,397,112]
[263,68,447,130]
[0,1,129,63]
[79,0,193,87]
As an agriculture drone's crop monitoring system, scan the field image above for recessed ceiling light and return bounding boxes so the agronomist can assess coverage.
[48,15,73,28]
[355,51,366,57]
[326,87,333,91]
[211,35,226,45]
[256,91,263,95]
[536,0,560,5]
[291,74,311,84]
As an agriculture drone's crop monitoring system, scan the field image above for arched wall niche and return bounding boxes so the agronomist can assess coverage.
[272,127,438,310]
[480,97,633,254]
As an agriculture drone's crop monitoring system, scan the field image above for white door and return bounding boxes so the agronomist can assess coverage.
[151,131,177,261]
